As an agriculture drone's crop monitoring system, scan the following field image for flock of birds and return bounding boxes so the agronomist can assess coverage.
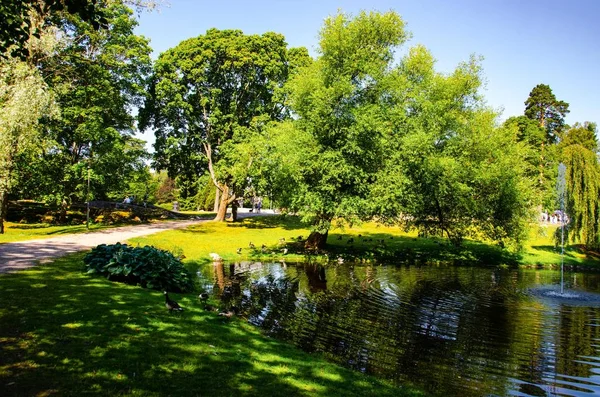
[163,290,238,318]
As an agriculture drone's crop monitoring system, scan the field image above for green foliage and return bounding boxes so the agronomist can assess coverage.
[269,10,532,249]
[84,243,194,292]
[561,123,600,250]
[0,0,107,59]
[13,1,152,206]
[524,83,569,143]
[503,116,556,208]
[269,11,408,237]
[141,28,309,219]
[561,122,598,152]
[0,53,58,232]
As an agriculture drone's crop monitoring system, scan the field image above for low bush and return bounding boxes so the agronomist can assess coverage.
[84,243,194,292]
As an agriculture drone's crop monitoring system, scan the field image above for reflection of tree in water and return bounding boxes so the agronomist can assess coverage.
[208,262,600,397]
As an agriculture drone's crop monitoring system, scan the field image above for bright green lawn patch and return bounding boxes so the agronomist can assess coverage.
[0,254,425,397]
[0,222,111,244]
[130,216,600,268]
[130,215,313,264]
[130,216,520,267]
[521,224,600,268]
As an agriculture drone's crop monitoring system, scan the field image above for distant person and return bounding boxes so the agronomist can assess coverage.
[123,196,131,204]
[173,201,179,211]
[257,198,262,213]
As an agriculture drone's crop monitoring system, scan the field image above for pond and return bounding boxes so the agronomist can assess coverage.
[196,261,600,396]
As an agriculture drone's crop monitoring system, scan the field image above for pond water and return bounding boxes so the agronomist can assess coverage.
[197,261,600,396]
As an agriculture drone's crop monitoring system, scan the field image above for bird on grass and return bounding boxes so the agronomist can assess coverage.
[199,292,209,302]
[209,252,222,262]
[218,305,239,319]
[282,248,288,255]
[164,291,183,313]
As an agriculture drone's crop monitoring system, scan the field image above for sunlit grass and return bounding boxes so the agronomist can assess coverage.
[0,254,424,396]
[130,216,599,267]
[521,224,600,267]
[0,222,111,244]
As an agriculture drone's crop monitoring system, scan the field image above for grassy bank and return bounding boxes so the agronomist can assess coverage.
[129,216,600,268]
[0,254,423,396]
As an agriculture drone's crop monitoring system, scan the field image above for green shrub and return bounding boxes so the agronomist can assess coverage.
[84,243,194,292]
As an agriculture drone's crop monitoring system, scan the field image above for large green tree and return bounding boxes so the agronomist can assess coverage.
[561,122,600,249]
[270,11,408,248]
[140,29,304,221]
[520,84,569,209]
[27,1,152,206]
[372,47,531,247]
[269,11,531,249]
[524,84,569,143]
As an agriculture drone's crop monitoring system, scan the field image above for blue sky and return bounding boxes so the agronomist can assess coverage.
[134,0,599,147]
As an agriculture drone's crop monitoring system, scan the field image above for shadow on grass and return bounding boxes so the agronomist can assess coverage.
[530,244,600,265]
[310,232,522,267]
[0,254,423,397]
[227,215,307,231]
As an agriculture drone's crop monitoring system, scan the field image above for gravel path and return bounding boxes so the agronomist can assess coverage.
[0,220,205,274]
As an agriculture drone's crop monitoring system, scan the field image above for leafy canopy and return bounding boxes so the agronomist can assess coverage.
[140,28,305,219]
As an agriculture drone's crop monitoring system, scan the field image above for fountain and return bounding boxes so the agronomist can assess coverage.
[558,162,566,294]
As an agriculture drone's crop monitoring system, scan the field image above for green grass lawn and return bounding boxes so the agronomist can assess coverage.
[129,216,600,268]
[521,224,600,268]
[0,254,425,397]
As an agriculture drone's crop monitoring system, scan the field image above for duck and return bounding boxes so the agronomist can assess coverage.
[199,292,209,302]
[164,291,183,313]
[282,248,288,255]
[218,305,239,318]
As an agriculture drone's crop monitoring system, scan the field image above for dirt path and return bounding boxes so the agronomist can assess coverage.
[0,219,205,274]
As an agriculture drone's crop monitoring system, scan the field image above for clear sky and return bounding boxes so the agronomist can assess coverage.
[134,0,599,148]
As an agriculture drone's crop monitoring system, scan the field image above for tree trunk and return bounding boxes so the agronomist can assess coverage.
[213,187,220,213]
[231,201,238,222]
[305,230,329,250]
[214,184,236,221]
[215,192,228,221]
[0,190,7,234]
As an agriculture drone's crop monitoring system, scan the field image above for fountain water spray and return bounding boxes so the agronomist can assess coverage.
[557,163,566,294]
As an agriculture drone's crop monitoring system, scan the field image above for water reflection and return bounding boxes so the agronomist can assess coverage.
[196,261,600,397]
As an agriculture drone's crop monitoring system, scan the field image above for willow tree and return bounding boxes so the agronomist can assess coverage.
[0,58,57,233]
[140,29,303,221]
[561,122,600,249]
